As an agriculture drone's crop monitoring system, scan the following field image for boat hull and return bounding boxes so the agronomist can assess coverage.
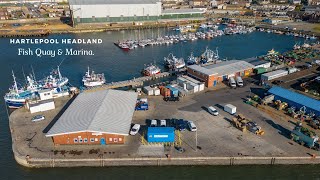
[5,99,26,108]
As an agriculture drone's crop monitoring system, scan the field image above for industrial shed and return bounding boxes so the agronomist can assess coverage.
[268,86,320,116]
[46,89,138,145]
[69,0,162,24]
[187,60,254,87]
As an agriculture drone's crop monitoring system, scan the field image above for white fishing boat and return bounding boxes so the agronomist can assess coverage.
[82,67,106,87]
[142,63,161,76]
[41,66,68,89]
[200,47,219,64]
[4,71,38,108]
[164,53,185,69]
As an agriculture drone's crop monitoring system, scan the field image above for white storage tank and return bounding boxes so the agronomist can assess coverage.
[153,88,160,96]
[143,86,154,96]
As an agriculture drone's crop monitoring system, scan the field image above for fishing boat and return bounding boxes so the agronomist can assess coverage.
[310,34,317,40]
[4,71,38,108]
[187,52,198,65]
[164,53,185,70]
[142,64,161,76]
[200,47,219,64]
[41,66,68,89]
[82,67,106,87]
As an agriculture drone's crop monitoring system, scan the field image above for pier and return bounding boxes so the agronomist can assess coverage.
[84,72,171,92]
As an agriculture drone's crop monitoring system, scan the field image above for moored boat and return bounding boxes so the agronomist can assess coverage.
[82,67,106,87]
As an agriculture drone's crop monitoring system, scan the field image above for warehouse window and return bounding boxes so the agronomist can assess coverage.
[114,138,118,142]
[109,138,113,142]
[92,16,95,22]
[119,138,122,142]
[74,138,78,143]
[90,138,94,142]
[84,138,88,143]
[79,138,83,143]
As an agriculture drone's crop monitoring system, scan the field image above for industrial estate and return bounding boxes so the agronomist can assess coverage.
[3,0,320,168]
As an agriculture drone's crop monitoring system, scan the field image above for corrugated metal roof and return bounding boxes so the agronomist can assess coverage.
[46,89,138,137]
[268,86,320,112]
[188,60,254,76]
[261,69,288,78]
[162,9,204,15]
[69,0,160,5]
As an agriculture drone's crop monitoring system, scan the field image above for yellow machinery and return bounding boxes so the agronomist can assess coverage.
[274,100,288,111]
[232,114,265,135]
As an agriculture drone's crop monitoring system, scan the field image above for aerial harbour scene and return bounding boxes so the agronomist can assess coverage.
[1,0,320,179]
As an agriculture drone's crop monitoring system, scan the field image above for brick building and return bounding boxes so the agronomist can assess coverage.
[46,89,138,145]
[187,60,254,87]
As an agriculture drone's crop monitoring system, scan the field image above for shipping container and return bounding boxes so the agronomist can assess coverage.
[160,87,171,97]
[261,69,288,81]
[198,83,205,91]
[224,104,236,115]
[143,86,154,96]
[147,127,175,143]
[153,88,160,96]
[254,67,267,74]
[166,85,179,97]
[186,82,199,93]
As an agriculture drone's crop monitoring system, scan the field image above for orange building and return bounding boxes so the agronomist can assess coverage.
[46,89,138,145]
[187,60,254,87]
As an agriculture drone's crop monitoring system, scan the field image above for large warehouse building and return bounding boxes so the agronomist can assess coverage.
[187,60,254,87]
[70,0,162,23]
[69,0,204,24]
[268,86,320,116]
[46,89,138,145]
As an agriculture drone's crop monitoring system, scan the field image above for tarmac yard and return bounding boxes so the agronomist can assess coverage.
[9,81,320,167]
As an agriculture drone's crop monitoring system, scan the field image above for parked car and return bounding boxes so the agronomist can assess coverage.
[31,115,45,122]
[187,121,197,132]
[160,120,166,127]
[164,96,180,102]
[150,119,157,127]
[176,119,187,131]
[130,124,141,135]
[208,106,219,116]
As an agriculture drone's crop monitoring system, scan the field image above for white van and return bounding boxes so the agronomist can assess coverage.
[160,120,166,127]
[150,119,157,127]
[236,76,243,87]
[229,77,236,88]
[208,106,219,116]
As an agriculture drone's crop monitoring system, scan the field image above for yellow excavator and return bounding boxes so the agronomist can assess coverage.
[232,114,265,135]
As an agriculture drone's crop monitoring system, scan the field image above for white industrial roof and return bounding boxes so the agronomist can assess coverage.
[162,9,205,15]
[188,60,254,76]
[69,0,160,5]
[261,69,288,78]
[46,89,138,137]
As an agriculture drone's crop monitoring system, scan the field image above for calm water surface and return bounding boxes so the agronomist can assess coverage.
[1,29,320,180]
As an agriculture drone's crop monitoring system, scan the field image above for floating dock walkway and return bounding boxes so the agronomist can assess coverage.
[84,72,171,92]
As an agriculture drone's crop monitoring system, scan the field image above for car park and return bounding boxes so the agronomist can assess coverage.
[187,121,197,132]
[130,124,141,135]
[208,106,219,116]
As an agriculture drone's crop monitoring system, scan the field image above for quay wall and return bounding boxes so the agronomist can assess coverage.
[12,148,320,168]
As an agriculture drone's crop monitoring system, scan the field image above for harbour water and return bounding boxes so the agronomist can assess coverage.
[1,29,320,179]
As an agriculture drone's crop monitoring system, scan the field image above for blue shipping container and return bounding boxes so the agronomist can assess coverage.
[147,127,175,143]
[166,86,179,97]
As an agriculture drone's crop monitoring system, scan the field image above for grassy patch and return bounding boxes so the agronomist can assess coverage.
[313,24,320,33]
